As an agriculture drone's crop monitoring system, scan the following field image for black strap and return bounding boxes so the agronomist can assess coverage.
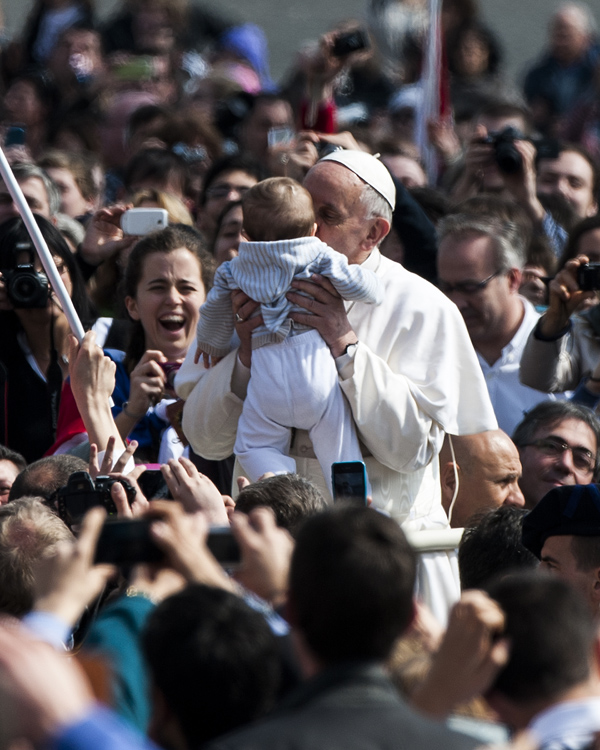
[46,314,63,437]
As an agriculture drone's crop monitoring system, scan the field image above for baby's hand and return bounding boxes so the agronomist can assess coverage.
[194,348,222,369]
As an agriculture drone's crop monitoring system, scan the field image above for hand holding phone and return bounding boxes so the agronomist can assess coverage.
[121,208,168,236]
[331,461,368,506]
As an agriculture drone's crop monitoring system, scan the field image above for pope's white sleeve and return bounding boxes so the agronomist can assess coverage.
[180,348,248,460]
[337,343,444,472]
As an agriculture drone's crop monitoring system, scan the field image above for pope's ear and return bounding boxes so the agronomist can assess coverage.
[366,217,390,249]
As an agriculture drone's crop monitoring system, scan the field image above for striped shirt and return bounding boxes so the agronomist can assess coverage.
[196,236,383,357]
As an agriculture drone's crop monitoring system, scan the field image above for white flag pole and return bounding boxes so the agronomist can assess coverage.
[416,0,441,184]
[0,149,85,342]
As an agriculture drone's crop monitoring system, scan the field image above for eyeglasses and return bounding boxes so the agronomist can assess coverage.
[521,437,596,474]
[205,184,252,200]
[438,270,504,296]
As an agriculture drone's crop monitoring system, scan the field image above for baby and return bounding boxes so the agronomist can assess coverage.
[195,177,383,493]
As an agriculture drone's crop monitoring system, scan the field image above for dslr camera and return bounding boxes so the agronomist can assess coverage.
[481,126,559,175]
[2,264,49,308]
[55,471,136,526]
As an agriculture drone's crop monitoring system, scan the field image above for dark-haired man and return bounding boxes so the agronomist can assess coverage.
[207,507,478,750]
[234,474,326,536]
[522,483,600,615]
[537,145,598,219]
[486,574,600,742]
[512,401,600,508]
[197,155,263,242]
[0,445,26,505]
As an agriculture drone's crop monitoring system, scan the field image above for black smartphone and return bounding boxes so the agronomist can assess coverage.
[137,467,170,499]
[331,461,368,505]
[94,518,164,565]
[207,526,241,567]
[331,28,370,58]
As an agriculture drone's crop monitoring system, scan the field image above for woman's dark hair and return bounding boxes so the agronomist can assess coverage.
[0,215,96,330]
[123,225,215,372]
[558,214,600,269]
[123,148,191,199]
[212,199,242,255]
[6,67,61,117]
[447,21,502,76]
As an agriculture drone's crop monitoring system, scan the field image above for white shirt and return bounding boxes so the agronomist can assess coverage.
[529,696,600,750]
[477,297,558,436]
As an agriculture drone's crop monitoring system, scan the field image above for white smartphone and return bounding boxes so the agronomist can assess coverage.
[267,126,294,148]
[121,208,169,235]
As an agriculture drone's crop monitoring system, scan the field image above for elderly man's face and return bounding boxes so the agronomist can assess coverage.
[550,9,591,64]
[303,161,377,264]
[518,418,597,509]
[437,232,518,348]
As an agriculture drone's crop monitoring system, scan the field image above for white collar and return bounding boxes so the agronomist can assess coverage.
[529,696,600,748]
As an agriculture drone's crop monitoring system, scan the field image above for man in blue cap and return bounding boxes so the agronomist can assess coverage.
[522,483,600,614]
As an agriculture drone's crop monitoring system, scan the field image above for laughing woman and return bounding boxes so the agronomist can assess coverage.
[110,226,214,462]
[54,225,214,463]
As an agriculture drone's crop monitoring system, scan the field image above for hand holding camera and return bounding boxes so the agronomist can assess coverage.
[539,254,598,337]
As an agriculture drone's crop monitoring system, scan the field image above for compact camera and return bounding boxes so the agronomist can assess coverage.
[577,263,600,291]
[55,471,136,526]
[481,127,559,175]
[2,264,49,308]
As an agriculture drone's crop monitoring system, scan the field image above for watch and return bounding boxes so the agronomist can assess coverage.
[343,341,359,357]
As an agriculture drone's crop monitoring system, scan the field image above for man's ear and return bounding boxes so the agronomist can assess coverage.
[440,461,459,512]
[507,267,522,294]
[125,295,140,321]
[365,217,391,250]
[310,222,318,237]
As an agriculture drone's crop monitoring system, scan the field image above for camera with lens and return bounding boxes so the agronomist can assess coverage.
[2,264,49,308]
[481,127,560,175]
[55,471,136,526]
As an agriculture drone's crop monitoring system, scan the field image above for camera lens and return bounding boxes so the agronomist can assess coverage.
[12,276,36,303]
[495,142,522,174]
[7,267,49,308]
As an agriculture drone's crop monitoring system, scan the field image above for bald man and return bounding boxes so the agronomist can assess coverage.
[440,430,525,528]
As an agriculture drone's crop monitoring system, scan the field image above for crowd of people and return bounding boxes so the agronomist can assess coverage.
[1,0,600,747]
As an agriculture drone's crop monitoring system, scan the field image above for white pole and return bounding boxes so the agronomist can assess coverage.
[416,0,441,184]
[0,149,84,342]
